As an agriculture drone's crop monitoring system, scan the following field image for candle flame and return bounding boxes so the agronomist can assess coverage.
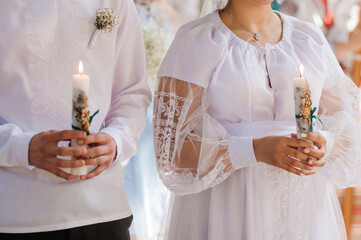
[79,61,84,76]
[299,64,304,77]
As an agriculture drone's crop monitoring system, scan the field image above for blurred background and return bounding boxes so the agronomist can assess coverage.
[124,0,361,239]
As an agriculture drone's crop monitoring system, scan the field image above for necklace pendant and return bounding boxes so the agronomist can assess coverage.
[254,33,260,41]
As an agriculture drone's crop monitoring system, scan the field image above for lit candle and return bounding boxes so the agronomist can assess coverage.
[293,65,313,137]
[71,61,90,176]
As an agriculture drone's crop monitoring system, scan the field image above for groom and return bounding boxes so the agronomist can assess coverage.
[0,0,150,239]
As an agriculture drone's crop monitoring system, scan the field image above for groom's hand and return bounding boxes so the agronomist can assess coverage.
[77,132,117,180]
[29,130,87,180]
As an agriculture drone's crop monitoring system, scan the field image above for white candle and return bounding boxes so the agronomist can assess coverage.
[293,65,312,137]
[73,61,89,97]
[71,61,90,176]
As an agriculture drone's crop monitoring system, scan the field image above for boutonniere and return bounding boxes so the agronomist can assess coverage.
[88,7,120,48]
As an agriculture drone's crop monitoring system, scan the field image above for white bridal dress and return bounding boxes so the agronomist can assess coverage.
[153,11,361,240]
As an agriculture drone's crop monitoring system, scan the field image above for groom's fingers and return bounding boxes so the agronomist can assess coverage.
[78,133,109,146]
[80,164,109,180]
[46,157,85,168]
[84,145,111,158]
[55,147,87,157]
[45,166,78,181]
[84,155,109,165]
[52,130,86,142]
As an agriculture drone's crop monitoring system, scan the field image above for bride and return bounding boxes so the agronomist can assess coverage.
[153,0,361,239]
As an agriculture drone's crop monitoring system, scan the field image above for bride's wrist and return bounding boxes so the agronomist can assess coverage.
[252,138,263,163]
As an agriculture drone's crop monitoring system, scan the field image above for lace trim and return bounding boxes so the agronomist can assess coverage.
[262,164,308,239]
[153,90,234,192]
[153,90,193,191]
[319,76,361,187]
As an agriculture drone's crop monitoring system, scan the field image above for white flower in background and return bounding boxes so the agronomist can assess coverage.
[142,22,168,82]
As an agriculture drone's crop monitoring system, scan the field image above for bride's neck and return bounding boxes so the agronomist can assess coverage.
[223,0,273,28]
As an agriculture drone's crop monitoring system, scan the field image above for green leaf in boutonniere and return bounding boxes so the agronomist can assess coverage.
[88,7,120,48]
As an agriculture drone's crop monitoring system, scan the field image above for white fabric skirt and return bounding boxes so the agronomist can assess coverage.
[164,121,346,240]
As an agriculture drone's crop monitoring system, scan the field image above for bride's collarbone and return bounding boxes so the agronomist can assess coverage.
[219,11,283,47]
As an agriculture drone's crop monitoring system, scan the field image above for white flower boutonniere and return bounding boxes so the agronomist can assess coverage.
[88,7,120,48]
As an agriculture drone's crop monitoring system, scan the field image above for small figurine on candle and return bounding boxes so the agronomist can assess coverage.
[71,61,99,176]
[293,65,322,137]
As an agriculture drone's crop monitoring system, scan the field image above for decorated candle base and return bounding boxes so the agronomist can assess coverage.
[294,85,312,137]
[292,65,323,172]
[293,64,313,137]
[72,89,90,176]
[71,90,99,176]
[70,61,99,177]
[293,80,321,136]
[293,68,313,170]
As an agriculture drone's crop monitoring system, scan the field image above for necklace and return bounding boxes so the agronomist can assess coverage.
[226,10,274,42]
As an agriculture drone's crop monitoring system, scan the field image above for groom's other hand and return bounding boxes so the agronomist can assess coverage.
[29,130,87,180]
[77,133,116,180]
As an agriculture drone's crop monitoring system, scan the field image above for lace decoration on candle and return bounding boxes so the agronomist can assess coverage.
[72,91,99,135]
[295,88,323,132]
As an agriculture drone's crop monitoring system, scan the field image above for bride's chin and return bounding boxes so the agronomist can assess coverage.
[253,0,274,4]
[235,0,274,5]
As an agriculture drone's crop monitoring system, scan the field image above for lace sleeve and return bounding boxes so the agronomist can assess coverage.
[153,77,257,195]
[318,75,361,188]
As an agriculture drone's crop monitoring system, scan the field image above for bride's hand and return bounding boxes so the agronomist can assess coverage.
[253,136,317,176]
[291,133,327,167]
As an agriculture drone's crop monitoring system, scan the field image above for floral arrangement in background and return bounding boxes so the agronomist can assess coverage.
[142,22,168,82]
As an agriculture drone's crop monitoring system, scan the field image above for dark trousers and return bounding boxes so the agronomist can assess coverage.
[0,216,133,240]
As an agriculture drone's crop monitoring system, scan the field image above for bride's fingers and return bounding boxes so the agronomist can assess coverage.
[301,133,326,148]
[287,137,316,149]
[283,156,314,171]
[279,162,315,176]
[308,158,326,167]
[278,162,304,176]
[303,147,325,159]
[285,148,309,162]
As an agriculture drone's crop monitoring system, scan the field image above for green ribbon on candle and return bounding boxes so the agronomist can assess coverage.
[296,107,323,132]
[72,109,100,135]
[89,109,100,125]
